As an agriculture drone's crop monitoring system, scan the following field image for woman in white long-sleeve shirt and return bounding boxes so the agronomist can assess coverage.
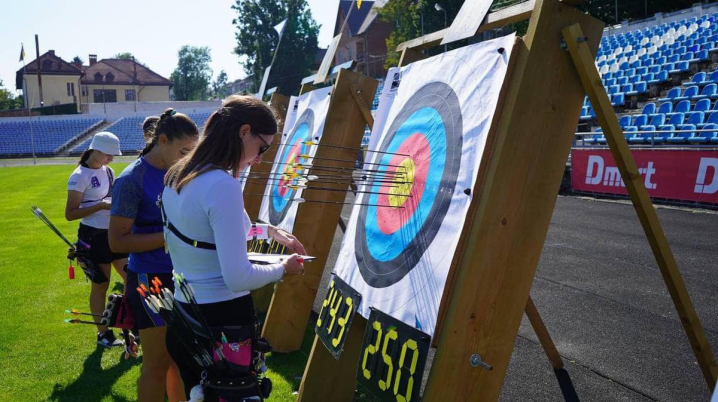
[162,95,305,397]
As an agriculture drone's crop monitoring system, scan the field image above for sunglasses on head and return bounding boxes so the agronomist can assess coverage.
[252,132,272,156]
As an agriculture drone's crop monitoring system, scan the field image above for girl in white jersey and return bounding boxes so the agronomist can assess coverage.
[65,132,127,348]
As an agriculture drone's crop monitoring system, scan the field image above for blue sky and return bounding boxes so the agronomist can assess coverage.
[0,0,338,94]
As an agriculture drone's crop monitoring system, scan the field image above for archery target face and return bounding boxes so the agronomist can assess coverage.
[334,33,516,336]
[258,87,332,233]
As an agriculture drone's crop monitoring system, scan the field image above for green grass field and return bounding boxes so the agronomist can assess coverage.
[0,163,374,401]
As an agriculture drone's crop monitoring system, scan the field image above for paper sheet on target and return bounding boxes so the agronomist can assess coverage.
[333,33,516,337]
[258,88,332,233]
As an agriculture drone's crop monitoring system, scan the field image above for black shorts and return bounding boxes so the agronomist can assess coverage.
[77,223,128,265]
[166,294,256,399]
[126,271,175,330]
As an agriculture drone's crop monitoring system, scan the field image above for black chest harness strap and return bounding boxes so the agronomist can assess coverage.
[159,196,217,250]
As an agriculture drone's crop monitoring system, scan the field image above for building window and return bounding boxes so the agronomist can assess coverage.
[125,89,136,101]
[93,89,117,103]
[67,83,71,96]
[82,86,87,97]
[71,83,75,96]
[94,72,103,82]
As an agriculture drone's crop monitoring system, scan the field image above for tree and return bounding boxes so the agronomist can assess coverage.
[0,79,22,111]
[232,0,320,95]
[113,52,136,60]
[170,46,213,101]
[71,56,84,66]
[212,70,229,99]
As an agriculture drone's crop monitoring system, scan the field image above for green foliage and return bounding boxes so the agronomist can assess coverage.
[72,56,84,65]
[212,70,230,99]
[0,79,23,111]
[170,46,213,101]
[112,52,135,60]
[378,0,464,69]
[232,0,320,95]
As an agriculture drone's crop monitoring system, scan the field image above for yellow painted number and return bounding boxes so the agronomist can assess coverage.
[393,339,419,402]
[326,288,343,334]
[362,321,383,380]
[332,296,353,347]
[316,282,335,328]
[378,329,398,391]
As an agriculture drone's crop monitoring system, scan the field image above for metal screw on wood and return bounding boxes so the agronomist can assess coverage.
[469,353,493,371]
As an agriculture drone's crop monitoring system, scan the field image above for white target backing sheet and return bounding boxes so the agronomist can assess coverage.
[258,87,332,233]
[333,33,515,336]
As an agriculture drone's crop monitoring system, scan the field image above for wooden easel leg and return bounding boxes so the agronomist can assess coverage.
[562,23,718,390]
[525,296,563,369]
[297,315,367,401]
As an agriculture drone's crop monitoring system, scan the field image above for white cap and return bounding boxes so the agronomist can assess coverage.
[89,132,122,156]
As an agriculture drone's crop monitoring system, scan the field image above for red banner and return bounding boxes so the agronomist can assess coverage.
[571,148,718,204]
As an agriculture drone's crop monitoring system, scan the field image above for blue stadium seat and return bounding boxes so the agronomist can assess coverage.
[668,100,691,116]
[611,93,625,107]
[668,112,685,126]
[642,114,665,129]
[686,111,705,126]
[667,124,695,143]
[584,127,603,145]
[690,71,707,85]
[641,103,656,115]
[619,115,632,128]
[626,81,648,96]
[694,98,711,113]
[675,86,699,101]
[658,87,681,102]
[652,102,672,117]
[699,111,718,128]
[700,70,718,86]
[669,61,690,74]
[0,118,103,156]
[629,125,654,143]
[689,123,716,143]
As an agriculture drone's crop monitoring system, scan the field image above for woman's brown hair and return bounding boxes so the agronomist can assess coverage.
[165,95,278,192]
[77,149,93,165]
[140,108,198,158]
[142,116,160,144]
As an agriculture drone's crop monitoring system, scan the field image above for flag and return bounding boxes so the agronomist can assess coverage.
[273,19,287,38]
[357,0,362,9]
[19,44,25,62]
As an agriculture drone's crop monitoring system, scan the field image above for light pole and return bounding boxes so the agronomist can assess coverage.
[435,3,448,53]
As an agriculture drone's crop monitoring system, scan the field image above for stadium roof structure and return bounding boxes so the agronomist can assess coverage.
[81,59,173,87]
[15,50,81,89]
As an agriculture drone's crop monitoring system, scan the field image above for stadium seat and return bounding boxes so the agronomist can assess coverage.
[699,111,718,128]
[689,71,707,85]
[652,102,672,117]
[686,111,705,126]
[619,115,632,128]
[675,86,699,101]
[691,83,716,100]
[699,70,718,86]
[689,123,716,143]
[694,98,711,113]
[669,61,690,74]
[626,82,648,96]
[668,100,691,116]
[649,125,673,143]
[629,125,654,143]
[642,114,665,129]
[0,118,103,156]
[658,87,681,102]
[667,124,695,143]
[611,93,625,107]
[641,103,656,115]
[668,112,685,126]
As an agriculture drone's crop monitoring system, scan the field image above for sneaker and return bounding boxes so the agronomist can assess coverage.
[97,330,124,348]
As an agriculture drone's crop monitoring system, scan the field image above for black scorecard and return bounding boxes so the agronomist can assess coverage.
[315,276,362,360]
[357,308,431,402]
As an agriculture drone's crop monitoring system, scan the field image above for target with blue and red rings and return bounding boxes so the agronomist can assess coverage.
[355,81,463,288]
[267,109,315,225]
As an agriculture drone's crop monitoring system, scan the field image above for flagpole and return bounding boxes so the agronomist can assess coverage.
[21,43,36,165]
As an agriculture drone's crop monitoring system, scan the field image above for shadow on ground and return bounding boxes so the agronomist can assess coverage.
[48,346,139,402]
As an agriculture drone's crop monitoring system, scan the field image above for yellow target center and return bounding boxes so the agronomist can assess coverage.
[388,158,415,208]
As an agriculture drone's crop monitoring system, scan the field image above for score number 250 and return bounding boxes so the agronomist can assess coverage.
[358,309,430,402]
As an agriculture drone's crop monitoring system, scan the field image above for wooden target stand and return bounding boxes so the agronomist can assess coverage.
[245,87,291,312]
[256,63,378,352]
[296,0,718,400]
